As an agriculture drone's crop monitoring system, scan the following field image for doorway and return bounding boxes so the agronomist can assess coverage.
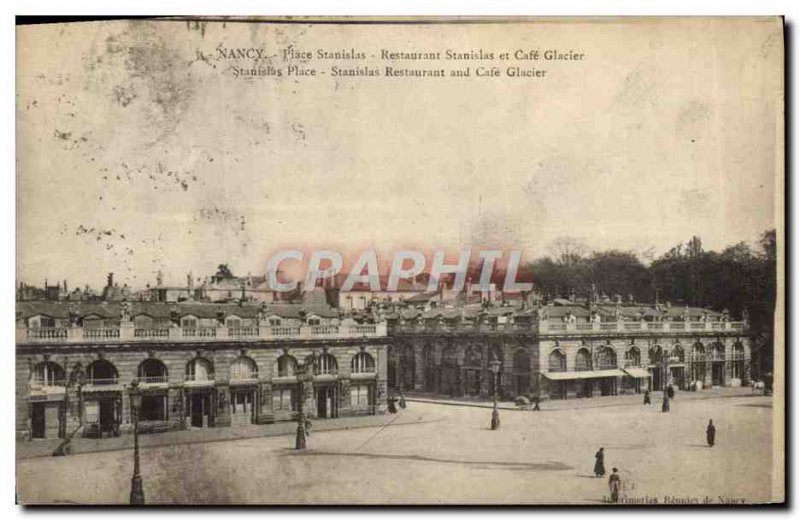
[600,377,616,396]
[671,367,685,390]
[230,389,255,426]
[315,386,338,419]
[31,403,46,439]
[190,393,211,428]
[712,362,724,386]
[99,399,116,434]
[650,367,663,391]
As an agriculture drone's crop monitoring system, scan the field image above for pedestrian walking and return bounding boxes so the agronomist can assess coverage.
[608,467,621,503]
[706,419,716,447]
[667,384,675,399]
[398,394,407,410]
[532,395,541,411]
[643,389,651,405]
[594,447,606,478]
[662,395,670,412]
[387,396,398,414]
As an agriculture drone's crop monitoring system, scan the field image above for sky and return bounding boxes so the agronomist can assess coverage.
[16,18,782,290]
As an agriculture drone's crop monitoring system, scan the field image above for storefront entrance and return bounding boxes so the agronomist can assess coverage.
[712,362,724,386]
[31,403,47,439]
[599,377,617,396]
[189,392,213,428]
[230,388,256,426]
[650,366,663,391]
[84,394,121,437]
[463,369,482,396]
[670,366,686,389]
[315,385,339,419]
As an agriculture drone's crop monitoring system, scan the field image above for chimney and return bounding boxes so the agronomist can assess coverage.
[64,280,68,293]
[187,272,193,289]
[107,273,114,288]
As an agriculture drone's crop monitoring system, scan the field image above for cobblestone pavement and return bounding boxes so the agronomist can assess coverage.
[16,392,775,505]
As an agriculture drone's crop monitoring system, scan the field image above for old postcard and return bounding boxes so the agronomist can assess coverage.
[15,17,784,505]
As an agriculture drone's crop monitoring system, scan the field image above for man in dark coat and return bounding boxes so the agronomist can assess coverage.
[667,384,675,399]
[594,447,606,478]
[387,396,398,414]
[608,467,621,503]
[643,389,651,405]
[706,419,716,447]
[662,395,670,412]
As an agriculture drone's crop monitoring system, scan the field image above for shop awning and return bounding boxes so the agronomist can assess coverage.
[542,369,626,381]
[622,367,651,379]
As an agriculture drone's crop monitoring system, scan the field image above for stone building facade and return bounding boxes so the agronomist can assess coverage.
[385,301,752,401]
[16,301,388,440]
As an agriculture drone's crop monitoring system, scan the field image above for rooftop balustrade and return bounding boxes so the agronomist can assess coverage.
[17,321,388,345]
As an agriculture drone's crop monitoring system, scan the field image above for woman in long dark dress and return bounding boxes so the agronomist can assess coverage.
[594,447,606,477]
[608,468,621,503]
[706,419,716,447]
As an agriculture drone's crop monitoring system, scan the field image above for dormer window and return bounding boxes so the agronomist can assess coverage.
[181,317,198,328]
[307,318,321,326]
[269,317,282,326]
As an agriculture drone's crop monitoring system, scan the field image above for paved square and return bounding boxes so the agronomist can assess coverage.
[16,393,774,504]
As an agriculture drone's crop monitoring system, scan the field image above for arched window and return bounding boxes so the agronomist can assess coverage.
[352,352,375,373]
[138,358,168,383]
[691,343,706,382]
[692,343,706,361]
[513,349,530,373]
[649,346,663,365]
[465,345,483,366]
[186,357,214,382]
[713,342,725,361]
[596,346,617,369]
[315,353,338,375]
[624,347,641,367]
[277,354,297,377]
[87,359,118,385]
[230,356,258,381]
[672,345,685,362]
[548,350,566,372]
[424,344,436,368]
[576,348,592,371]
[32,361,65,387]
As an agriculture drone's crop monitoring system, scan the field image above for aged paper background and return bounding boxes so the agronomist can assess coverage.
[16,17,784,504]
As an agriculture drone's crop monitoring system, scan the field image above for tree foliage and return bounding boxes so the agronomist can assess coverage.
[528,230,777,334]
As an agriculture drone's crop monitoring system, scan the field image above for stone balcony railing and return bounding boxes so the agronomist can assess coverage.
[390,320,746,336]
[17,322,388,345]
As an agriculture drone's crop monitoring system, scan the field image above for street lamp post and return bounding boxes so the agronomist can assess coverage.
[295,356,316,450]
[128,379,145,505]
[490,357,501,430]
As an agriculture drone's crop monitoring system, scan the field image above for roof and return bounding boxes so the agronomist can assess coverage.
[542,305,593,318]
[404,291,440,303]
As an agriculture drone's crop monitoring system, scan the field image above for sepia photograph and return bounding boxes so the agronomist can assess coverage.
[14,15,784,505]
